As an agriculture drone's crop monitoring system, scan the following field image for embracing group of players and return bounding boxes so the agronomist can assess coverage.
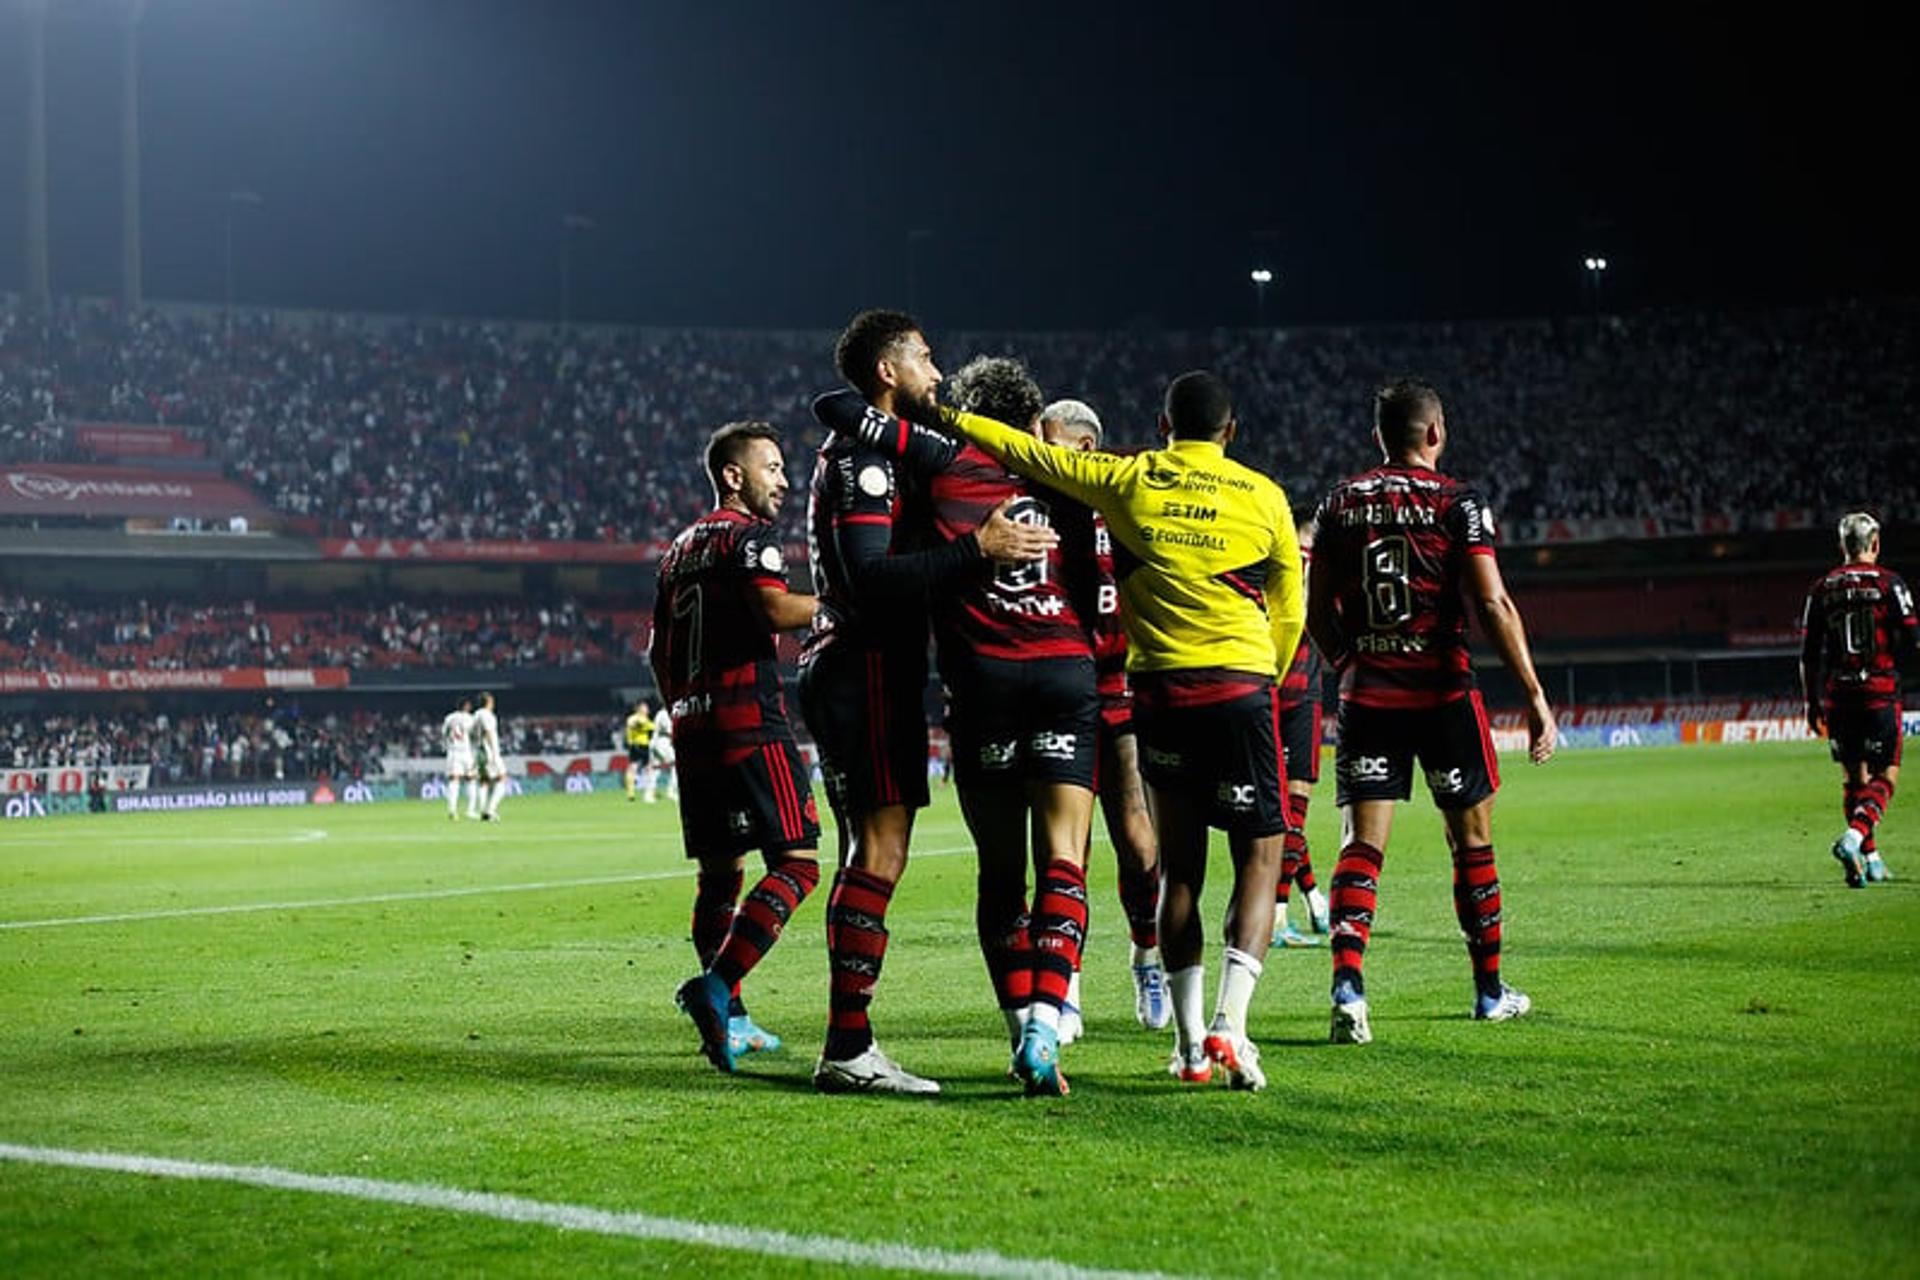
[652,309,1558,1097]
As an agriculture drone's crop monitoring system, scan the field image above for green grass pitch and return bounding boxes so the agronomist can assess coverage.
[1,741,1915,1276]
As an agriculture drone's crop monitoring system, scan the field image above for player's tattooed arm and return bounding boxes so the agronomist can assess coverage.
[813,390,960,477]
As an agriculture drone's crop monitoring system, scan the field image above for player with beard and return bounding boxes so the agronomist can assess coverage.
[1801,512,1916,887]
[801,311,1054,1095]
[1309,380,1556,1045]
[816,358,1099,1095]
[824,369,1301,1091]
[1037,398,1169,1032]
[660,421,824,1073]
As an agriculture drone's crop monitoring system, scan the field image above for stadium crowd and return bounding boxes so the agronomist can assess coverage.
[2,297,1915,544]
[0,595,643,672]
[3,708,627,783]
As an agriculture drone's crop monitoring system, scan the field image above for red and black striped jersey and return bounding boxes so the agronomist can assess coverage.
[1092,514,1129,700]
[649,508,793,767]
[1313,465,1496,709]
[918,442,1095,663]
[1800,562,1917,709]
[1278,546,1321,709]
[799,435,982,668]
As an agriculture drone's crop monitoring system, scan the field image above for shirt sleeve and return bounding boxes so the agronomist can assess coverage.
[1891,573,1919,661]
[815,391,962,477]
[1447,484,1498,557]
[1264,490,1306,669]
[940,407,1128,509]
[823,446,983,606]
[737,524,791,592]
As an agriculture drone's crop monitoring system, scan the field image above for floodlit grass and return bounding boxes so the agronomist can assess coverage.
[2,741,1915,1276]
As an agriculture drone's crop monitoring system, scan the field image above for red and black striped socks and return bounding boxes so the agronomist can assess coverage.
[1850,777,1895,842]
[975,888,1033,1035]
[1330,841,1383,996]
[824,866,895,1060]
[711,858,820,989]
[1029,859,1089,1028]
[1452,844,1504,995]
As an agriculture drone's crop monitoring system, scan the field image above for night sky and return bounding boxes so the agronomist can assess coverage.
[1,1,1906,330]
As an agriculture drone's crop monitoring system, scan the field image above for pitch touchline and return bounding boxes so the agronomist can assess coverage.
[0,1142,1189,1280]
[0,845,976,932]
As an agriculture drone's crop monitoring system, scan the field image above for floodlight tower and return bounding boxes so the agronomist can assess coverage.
[23,0,51,307]
[1583,255,1609,311]
[1250,267,1274,326]
[122,0,148,309]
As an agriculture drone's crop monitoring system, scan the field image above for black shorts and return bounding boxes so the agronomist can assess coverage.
[1132,671,1289,837]
[1826,701,1903,772]
[678,739,822,861]
[799,644,931,816]
[942,652,1098,791]
[1335,693,1499,811]
[1279,699,1322,785]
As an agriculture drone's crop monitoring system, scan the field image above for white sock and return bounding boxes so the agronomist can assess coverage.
[1215,946,1264,1036]
[1030,1002,1060,1032]
[1002,1004,1030,1049]
[1064,969,1082,1012]
[466,783,480,817]
[1130,943,1161,969]
[1168,964,1207,1053]
[488,780,505,815]
[446,779,460,816]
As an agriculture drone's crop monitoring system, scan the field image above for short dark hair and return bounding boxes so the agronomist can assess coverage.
[944,356,1045,428]
[1163,370,1233,440]
[1375,380,1443,451]
[834,309,921,399]
[705,420,782,497]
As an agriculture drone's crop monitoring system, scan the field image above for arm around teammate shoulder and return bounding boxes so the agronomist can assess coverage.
[939,406,1128,509]
[1463,552,1557,764]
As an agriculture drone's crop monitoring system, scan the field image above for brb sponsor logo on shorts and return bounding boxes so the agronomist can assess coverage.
[1424,766,1465,795]
[1216,780,1257,811]
[1344,755,1392,783]
[978,740,1018,769]
[1144,745,1183,770]
[1030,731,1077,762]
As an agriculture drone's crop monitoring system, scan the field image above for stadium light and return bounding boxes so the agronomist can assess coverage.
[1250,267,1275,326]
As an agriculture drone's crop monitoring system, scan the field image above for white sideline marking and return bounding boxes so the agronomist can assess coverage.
[0,1142,1186,1280]
[0,845,974,932]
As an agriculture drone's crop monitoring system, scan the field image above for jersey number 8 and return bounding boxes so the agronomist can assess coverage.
[1364,535,1413,628]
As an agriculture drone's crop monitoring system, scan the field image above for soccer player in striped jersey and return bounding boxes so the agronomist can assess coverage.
[1038,398,1170,1033]
[1800,512,1916,886]
[1309,380,1556,1045]
[1273,517,1331,946]
[838,370,1303,1092]
[821,357,1099,1094]
[801,311,1055,1096]
[660,421,824,1074]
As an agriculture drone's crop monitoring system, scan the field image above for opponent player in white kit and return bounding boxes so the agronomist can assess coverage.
[644,704,678,804]
[472,691,506,822]
[442,697,476,820]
